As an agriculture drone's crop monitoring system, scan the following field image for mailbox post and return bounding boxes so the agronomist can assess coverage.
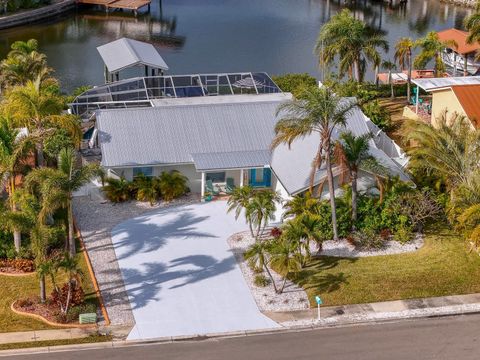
[315,295,323,320]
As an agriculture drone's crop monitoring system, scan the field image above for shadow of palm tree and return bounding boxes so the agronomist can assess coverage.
[112,207,217,260]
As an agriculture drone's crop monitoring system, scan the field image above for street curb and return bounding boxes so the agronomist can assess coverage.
[2,307,480,356]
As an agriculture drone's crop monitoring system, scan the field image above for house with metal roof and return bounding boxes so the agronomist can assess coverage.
[93,90,409,202]
[412,77,480,129]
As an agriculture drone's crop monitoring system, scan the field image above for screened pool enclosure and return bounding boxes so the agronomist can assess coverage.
[69,72,282,119]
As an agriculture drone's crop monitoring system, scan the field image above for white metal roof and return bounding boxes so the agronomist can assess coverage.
[412,76,480,92]
[97,37,169,73]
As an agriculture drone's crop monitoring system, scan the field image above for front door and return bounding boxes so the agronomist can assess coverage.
[249,168,272,187]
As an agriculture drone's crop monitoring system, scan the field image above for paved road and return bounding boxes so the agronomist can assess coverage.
[110,201,278,340]
[11,314,480,360]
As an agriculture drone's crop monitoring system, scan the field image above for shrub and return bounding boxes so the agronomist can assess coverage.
[353,229,385,250]
[51,283,85,309]
[271,73,317,96]
[254,274,271,287]
[0,258,35,272]
[132,174,159,205]
[270,227,282,239]
[247,258,263,274]
[44,128,76,163]
[66,302,97,323]
[16,298,34,308]
[102,177,131,202]
[393,218,414,244]
[362,100,392,131]
[156,170,188,202]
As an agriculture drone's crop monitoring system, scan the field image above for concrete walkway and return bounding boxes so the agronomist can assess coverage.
[0,328,96,345]
[110,201,279,340]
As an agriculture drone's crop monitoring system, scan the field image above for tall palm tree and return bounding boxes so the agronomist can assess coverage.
[382,60,396,99]
[315,9,388,82]
[464,1,480,48]
[395,37,414,101]
[3,80,81,167]
[272,87,356,241]
[414,31,457,77]
[26,148,99,256]
[337,131,375,225]
[247,190,281,239]
[0,117,33,251]
[227,186,255,236]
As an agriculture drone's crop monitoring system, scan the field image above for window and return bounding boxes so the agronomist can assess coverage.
[133,167,153,178]
[206,172,226,183]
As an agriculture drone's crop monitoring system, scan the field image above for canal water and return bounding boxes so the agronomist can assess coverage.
[0,0,473,92]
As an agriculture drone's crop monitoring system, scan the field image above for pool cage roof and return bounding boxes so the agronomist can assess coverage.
[70,72,282,119]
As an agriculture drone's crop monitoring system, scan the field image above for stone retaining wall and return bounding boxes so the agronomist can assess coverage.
[0,0,75,30]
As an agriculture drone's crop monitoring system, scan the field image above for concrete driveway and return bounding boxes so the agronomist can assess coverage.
[110,200,279,340]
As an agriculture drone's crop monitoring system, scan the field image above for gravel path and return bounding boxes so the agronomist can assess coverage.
[228,232,310,312]
[73,194,199,326]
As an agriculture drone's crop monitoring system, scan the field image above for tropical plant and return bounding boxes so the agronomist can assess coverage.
[282,191,321,219]
[132,174,158,205]
[227,186,255,235]
[315,9,388,82]
[414,31,457,77]
[268,238,302,293]
[271,73,317,96]
[361,100,392,131]
[25,148,99,256]
[3,80,81,167]
[395,37,414,101]
[54,254,84,315]
[102,177,131,203]
[244,241,278,293]
[464,1,480,55]
[0,116,33,251]
[247,190,281,239]
[381,60,396,99]
[272,86,357,241]
[337,131,376,226]
[156,170,188,202]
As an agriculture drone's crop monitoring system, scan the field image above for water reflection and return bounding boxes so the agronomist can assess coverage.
[0,0,473,92]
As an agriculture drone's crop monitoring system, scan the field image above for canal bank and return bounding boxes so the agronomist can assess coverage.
[0,0,76,30]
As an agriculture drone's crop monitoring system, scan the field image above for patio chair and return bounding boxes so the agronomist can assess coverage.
[205,180,219,196]
[225,177,236,194]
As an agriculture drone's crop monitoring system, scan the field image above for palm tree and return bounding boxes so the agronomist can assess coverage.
[282,191,321,219]
[337,131,376,225]
[382,60,396,99]
[465,2,480,49]
[102,177,131,203]
[155,170,188,202]
[56,254,83,315]
[0,117,33,251]
[414,31,457,77]
[244,241,278,293]
[404,112,480,191]
[268,238,302,293]
[272,87,357,241]
[26,148,99,256]
[3,80,81,167]
[315,9,388,82]
[395,37,414,101]
[0,39,54,89]
[247,190,281,239]
[227,186,255,236]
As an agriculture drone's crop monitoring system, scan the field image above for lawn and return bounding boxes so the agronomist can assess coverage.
[0,242,99,333]
[291,224,480,307]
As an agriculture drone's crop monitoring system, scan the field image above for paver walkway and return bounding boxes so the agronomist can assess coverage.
[110,201,279,340]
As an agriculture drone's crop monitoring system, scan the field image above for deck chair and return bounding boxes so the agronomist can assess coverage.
[206,180,219,195]
[225,177,236,194]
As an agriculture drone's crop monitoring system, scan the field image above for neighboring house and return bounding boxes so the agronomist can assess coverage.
[91,87,409,204]
[411,77,480,129]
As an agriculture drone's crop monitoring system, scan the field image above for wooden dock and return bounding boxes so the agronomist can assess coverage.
[77,0,151,15]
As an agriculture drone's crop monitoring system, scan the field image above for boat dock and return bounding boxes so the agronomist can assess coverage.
[76,0,151,15]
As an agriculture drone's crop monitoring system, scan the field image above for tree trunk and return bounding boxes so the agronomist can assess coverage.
[263,265,278,293]
[354,59,361,82]
[68,200,76,256]
[280,276,288,294]
[325,140,339,241]
[10,178,21,252]
[36,142,45,167]
[40,276,46,303]
[407,51,412,102]
[351,170,358,224]
[389,70,394,99]
[309,143,323,194]
[64,281,72,315]
[13,231,21,252]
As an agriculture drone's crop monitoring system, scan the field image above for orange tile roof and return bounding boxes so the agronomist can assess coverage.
[451,84,480,128]
[437,28,480,55]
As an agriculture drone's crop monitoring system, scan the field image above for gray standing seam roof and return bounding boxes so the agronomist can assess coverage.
[412,76,480,92]
[96,97,285,168]
[97,38,169,73]
[192,150,271,171]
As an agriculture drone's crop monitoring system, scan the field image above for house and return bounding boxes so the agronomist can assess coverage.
[410,77,480,129]
[87,76,409,203]
[437,28,480,76]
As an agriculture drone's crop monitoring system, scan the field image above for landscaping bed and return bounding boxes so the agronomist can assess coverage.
[0,259,35,274]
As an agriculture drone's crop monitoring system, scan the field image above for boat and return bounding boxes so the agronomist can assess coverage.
[437,28,480,75]
[441,48,480,75]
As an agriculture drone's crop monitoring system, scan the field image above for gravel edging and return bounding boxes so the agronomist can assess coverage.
[73,194,199,326]
[228,232,310,312]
